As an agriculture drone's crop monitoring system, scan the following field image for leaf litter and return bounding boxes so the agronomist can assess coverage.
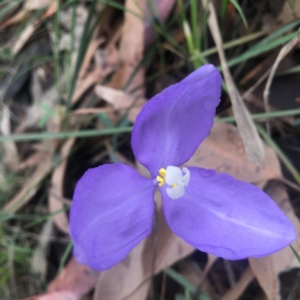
[1,0,300,299]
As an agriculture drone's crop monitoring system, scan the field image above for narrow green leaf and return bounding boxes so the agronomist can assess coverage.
[229,0,248,28]
[290,245,300,263]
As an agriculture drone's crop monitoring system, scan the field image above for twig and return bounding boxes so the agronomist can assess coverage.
[263,34,300,134]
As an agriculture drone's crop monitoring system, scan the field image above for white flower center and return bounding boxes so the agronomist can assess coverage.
[156,166,190,199]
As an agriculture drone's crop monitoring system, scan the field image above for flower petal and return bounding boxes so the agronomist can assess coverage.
[131,64,222,177]
[70,164,155,270]
[161,167,296,260]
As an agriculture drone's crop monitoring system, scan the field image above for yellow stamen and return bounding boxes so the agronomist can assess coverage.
[172,184,178,188]
[159,168,166,177]
[156,176,165,187]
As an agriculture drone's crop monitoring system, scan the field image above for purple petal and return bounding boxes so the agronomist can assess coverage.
[131,64,222,177]
[161,167,296,259]
[70,164,155,270]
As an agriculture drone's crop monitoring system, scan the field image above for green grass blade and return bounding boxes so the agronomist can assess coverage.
[0,127,133,142]
[166,268,196,293]
[57,241,73,275]
[251,19,300,51]
[191,0,200,50]
[65,0,97,110]
[290,245,300,263]
[229,0,248,28]
[220,0,229,31]
[216,107,300,123]
[166,268,211,300]
[226,31,298,69]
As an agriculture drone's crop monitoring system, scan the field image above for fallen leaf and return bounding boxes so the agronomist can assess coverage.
[3,151,53,213]
[186,122,281,183]
[48,258,98,294]
[72,67,114,105]
[24,0,53,11]
[109,0,145,96]
[41,2,57,18]
[93,238,151,300]
[92,0,146,134]
[277,1,300,24]
[49,139,74,235]
[94,85,146,122]
[12,2,57,54]
[14,151,49,171]
[28,258,99,300]
[72,41,118,106]
[249,181,300,300]
[221,267,254,300]
[23,291,78,300]
[72,107,112,115]
[0,10,28,31]
[78,38,105,79]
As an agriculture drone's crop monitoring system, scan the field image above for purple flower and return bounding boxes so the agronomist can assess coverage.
[70,64,296,271]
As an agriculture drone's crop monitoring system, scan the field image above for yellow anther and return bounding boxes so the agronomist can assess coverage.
[159,168,166,178]
[172,184,178,188]
[156,176,165,187]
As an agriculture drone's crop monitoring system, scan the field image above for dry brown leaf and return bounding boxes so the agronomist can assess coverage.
[0,0,55,31]
[14,151,49,171]
[12,2,57,54]
[94,85,146,122]
[186,122,281,183]
[277,1,300,24]
[49,139,74,235]
[249,181,300,300]
[72,107,112,115]
[24,0,53,11]
[109,0,145,96]
[28,258,99,300]
[0,10,28,30]
[3,152,53,213]
[23,291,78,300]
[79,38,105,79]
[202,0,265,166]
[204,254,218,277]
[93,238,151,300]
[41,2,57,18]
[222,267,254,300]
[72,66,115,105]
